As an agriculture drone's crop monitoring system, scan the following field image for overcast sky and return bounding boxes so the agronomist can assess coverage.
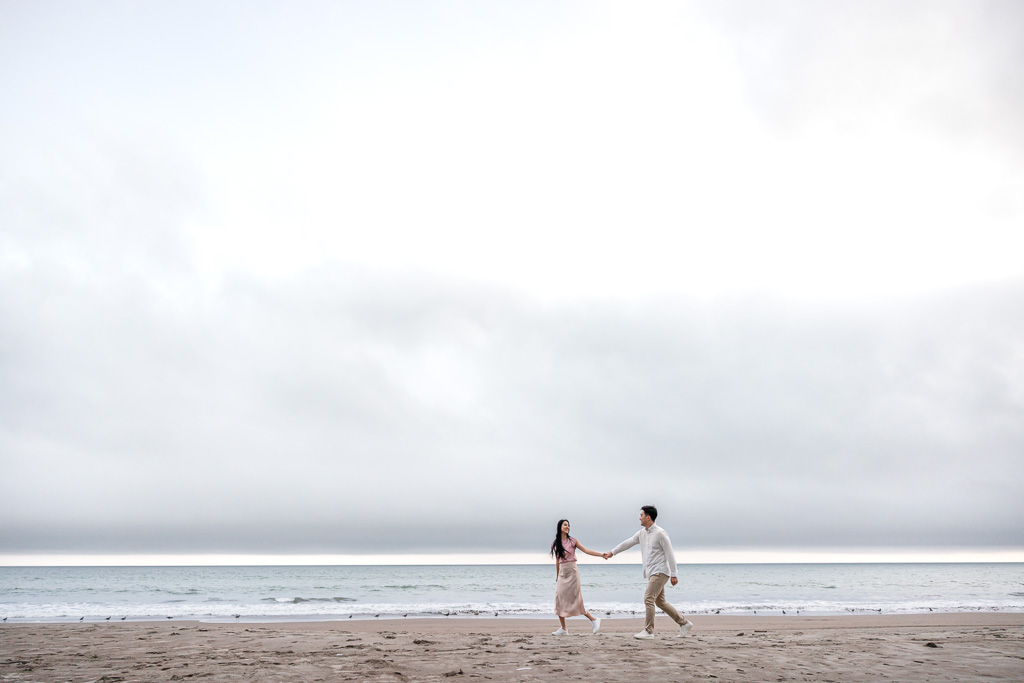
[2,0,1022,562]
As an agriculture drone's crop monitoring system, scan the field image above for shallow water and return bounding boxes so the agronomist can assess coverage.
[1,562,1021,622]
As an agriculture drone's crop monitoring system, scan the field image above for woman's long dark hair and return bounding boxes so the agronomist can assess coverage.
[550,519,570,561]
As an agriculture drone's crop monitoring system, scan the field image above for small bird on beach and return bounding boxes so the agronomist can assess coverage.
[494,613,498,617]
[79,617,84,621]
[121,617,127,621]
[105,616,111,621]
[2,617,7,622]
[347,615,353,619]
[234,614,241,619]
[374,614,380,618]
[167,616,173,620]
[715,610,721,615]
[782,610,786,615]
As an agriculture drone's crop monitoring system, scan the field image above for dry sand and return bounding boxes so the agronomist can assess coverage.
[2,613,1022,681]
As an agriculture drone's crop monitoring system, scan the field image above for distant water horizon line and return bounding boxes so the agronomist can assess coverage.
[2,547,1022,567]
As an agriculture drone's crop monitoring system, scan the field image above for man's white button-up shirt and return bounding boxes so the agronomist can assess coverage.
[611,523,678,579]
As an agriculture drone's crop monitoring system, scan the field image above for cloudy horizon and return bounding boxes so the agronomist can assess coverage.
[2,0,1022,564]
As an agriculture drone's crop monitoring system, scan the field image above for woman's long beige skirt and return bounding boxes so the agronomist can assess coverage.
[554,561,587,617]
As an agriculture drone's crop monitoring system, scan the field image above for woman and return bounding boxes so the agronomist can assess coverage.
[550,519,601,635]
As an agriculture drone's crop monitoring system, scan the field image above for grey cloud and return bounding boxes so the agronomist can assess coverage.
[701,0,1024,161]
[2,238,1022,553]
[1,0,1022,557]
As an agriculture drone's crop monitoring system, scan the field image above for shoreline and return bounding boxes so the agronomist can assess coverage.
[3,614,1023,681]
[5,612,1023,628]
[4,609,1024,625]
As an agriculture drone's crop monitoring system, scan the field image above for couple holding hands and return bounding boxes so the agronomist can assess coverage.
[550,505,694,639]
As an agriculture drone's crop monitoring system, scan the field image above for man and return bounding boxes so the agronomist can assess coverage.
[603,505,694,639]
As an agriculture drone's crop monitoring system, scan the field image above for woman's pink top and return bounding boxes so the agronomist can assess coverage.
[560,536,578,563]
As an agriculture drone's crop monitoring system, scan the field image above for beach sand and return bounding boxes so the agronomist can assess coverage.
[2,613,1022,681]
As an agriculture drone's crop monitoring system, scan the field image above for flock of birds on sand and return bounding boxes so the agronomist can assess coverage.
[0,610,937,626]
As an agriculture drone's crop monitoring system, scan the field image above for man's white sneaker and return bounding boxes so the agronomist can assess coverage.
[591,618,601,634]
[677,620,694,637]
[633,630,655,639]
[551,628,568,635]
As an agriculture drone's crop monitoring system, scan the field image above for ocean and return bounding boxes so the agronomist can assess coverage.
[1,563,1021,623]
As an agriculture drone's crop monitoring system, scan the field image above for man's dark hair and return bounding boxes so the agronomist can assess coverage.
[641,505,658,521]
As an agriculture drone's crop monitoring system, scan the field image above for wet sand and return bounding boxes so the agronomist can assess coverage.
[2,613,1022,681]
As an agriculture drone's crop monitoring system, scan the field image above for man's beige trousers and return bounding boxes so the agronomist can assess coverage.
[643,573,686,633]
